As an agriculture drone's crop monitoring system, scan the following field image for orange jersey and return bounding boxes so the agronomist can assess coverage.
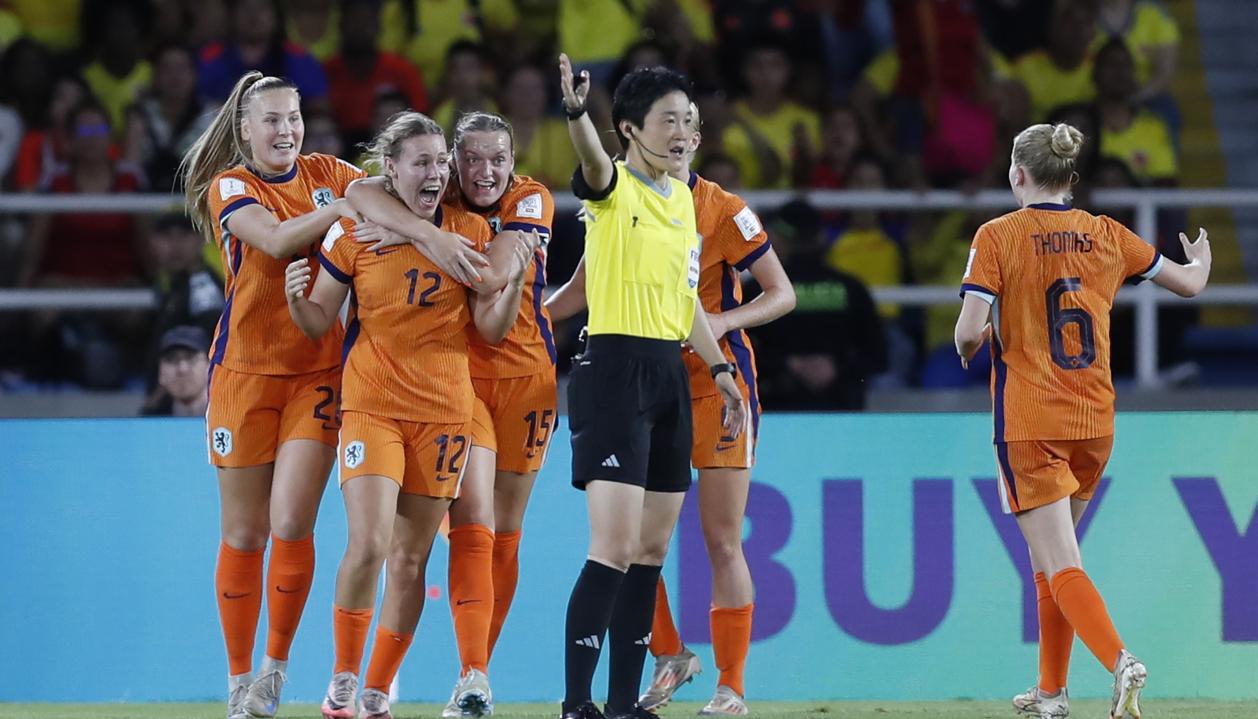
[447,175,559,378]
[320,206,493,424]
[680,173,771,405]
[961,203,1162,442]
[208,153,366,375]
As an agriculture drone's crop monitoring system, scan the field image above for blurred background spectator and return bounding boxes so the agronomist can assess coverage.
[141,324,210,416]
[199,0,328,105]
[127,43,211,192]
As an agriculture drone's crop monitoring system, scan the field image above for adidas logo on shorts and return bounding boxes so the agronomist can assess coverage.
[601,455,621,468]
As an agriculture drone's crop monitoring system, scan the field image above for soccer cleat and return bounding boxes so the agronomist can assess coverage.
[243,665,286,717]
[1109,650,1147,719]
[1012,686,1069,718]
[605,704,660,719]
[227,681,251,719]
[320,672,359,719]
[442,668,494,717]
[698,685,749,716]
[559,702,606,719]
[358,688,393,719]
[638,647,702,710]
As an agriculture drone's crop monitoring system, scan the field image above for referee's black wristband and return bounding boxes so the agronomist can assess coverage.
[565,104,587,121]
[710,362,737,379]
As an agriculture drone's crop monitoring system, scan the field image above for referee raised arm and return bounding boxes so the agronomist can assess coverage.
[556,54,747,719]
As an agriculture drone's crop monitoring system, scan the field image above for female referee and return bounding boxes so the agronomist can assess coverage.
[547,104,796,715]
[955,123,1210,719]
[554,55,746,719]
[283,111,534,719]
[345,110,561,718]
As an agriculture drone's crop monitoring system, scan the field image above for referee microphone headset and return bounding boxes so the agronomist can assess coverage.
[627,126,673,161]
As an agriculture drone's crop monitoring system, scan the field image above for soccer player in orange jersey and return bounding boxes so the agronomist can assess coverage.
[345,111,560,716]
[282,112,535,719]
[181,71,366,719]
[955,123,1211,719]
[547,104,796,715]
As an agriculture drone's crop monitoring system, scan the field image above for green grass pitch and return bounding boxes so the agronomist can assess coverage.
[3,701,1256,718]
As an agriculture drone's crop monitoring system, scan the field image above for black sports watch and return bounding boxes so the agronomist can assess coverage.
[710,362,737,379]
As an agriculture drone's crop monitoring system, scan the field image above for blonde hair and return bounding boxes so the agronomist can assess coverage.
[179,72,298,242]
[361,111,445,184]
[1012,123,1084,192]
[686,101,701,133]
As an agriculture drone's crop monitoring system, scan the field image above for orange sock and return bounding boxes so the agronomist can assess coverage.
[449,524,494,674]
[1036,571,1073,693]
[265,534,315,661]
[487,530,522,658]
[364,626,414,691]
[1050,567,1124,673]
[216,542,265,676]
[649,578,684,657]
[332,606,374,675]
[711,604,753,697]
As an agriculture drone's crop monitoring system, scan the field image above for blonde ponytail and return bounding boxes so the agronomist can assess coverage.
[179,72,298,242]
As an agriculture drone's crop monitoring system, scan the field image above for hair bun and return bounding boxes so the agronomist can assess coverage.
[1050,123,1083,161]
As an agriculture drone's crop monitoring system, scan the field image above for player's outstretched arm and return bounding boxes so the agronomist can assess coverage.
[1152,228,1211,298]
[284,257,349,339]
[559,53,612,193]
[544,255,588,322]
[954,293,993,370]
[345,177,490,286]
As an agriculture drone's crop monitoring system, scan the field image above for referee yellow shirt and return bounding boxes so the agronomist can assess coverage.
[574,161,700,342]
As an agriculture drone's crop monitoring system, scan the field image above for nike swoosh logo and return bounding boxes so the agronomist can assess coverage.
[437,475,454,482]
[456,599,483,606]
[222,592,249,599]
[715,444,738,452]
[374,248,399,256]
[276,585,301,594]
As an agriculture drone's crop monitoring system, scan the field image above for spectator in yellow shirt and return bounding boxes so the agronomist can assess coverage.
[381,0,518,87]
[430,40,499,133]
[1094,38,1177,184]
[823,155,906,319]
[81,2,151,140]
[556,0,648,87]
[1011,0,1099,121]
[1095,0,1179,104]
[285,0,340,62]
[720,38,821,189]
[499,63,576,190]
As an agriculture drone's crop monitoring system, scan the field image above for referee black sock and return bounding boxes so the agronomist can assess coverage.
[606,563,663,716]
[563,559,626,713]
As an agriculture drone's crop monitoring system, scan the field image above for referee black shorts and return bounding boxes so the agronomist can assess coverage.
[568,334,692,493]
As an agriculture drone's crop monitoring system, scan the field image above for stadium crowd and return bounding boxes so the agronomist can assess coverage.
[0,0,1189,411]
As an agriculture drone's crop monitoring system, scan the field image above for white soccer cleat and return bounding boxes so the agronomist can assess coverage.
[638,647,702,710]
[227,680,251,719]
[1012,686,1069,718]
[243,664,286,717]
[1109,650,1147,719]
[321,672,359,719]
[358,687,393,719]
[698,685,748,716]
[448,668,494,716]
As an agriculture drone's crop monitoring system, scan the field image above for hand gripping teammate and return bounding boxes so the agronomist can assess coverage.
[552,54,747,719]
[282,112,534,719]
[181,71,367,719]
[548,103,796,715]
[345,110,561,717]
[955,123,1210,719]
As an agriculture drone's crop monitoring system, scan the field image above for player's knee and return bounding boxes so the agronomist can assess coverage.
[636,539,670,566]
[270,516,314,542]
[703,535,744,569]
[385,548,426,582]
[222,523,269,552]
[344,531,390,570]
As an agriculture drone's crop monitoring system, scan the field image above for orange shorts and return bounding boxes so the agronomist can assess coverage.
[690,391,757,470]
[471,371,558,474]
[206,364,341,468]
[337,410,470,499]
[470,395,496,454]
[994,435,1114,514]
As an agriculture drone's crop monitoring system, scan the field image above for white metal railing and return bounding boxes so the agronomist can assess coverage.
[2,188,1257,388]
